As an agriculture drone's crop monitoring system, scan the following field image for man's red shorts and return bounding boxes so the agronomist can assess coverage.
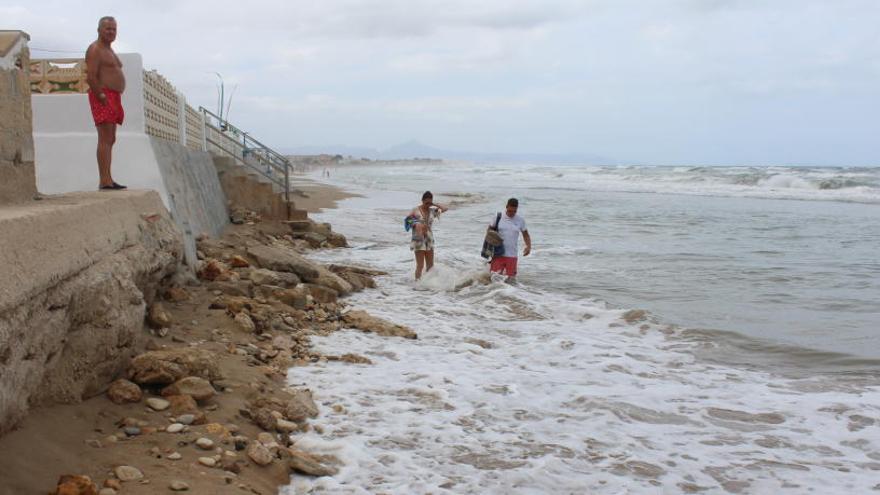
[88,88,124,126]
[490,256,518,277]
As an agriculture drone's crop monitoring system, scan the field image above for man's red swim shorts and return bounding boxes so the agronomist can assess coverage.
[490,256,519,277]
[88,88,124,126]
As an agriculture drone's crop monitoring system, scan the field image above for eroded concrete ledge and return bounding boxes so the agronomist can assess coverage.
[0,190,183,435]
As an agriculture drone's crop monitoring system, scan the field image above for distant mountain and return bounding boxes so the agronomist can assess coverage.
[282,140,616,165]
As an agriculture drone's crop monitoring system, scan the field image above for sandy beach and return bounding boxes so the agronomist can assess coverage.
[0,180,396,495]
[288,176,358,214]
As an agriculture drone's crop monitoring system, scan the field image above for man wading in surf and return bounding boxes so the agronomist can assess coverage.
[488,198,531,282]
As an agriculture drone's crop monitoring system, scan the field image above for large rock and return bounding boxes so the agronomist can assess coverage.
[287,449,338,477]
[247,442,274,466]
[249,268,284,287]
[198,259,228,281]
[326,232,347,248]
[161,376,215,402]
[327,264,388,277]
[284,389,319,422]
[302,284,338,304]
[311,266,353,296]
[128,348,222,386]
[106,379,142,404]
[271,287,309,310]
[342,310,417,339]
[168,394,198,414]
[146,303,172,329]
[336,271,375,292]
[234,312,256,333]
[251,407,278,432]
[301,232,327,248]
[247,245,320,281]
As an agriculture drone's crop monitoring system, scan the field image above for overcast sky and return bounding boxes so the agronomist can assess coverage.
[7,0,880,165]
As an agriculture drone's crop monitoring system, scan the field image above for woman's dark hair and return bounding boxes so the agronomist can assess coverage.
[422,191,433,200]
[507,198,519,207]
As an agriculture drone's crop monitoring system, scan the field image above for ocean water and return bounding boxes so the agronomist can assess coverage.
[282,164,880,494]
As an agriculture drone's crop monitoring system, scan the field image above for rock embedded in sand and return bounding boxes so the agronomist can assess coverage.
[247,442,274,466]
[113,465,144,482]
[166,423,185,433]
[249,268,282,286]
[247,245,320,281]
[284,389,319,422]
[287,448,339,477]
[302,283,338,304]
[162,376,216,402]
[169,480,190,491]
[106,379,142,404]
[199,259,229,281]
[164,286,190,302]
[232,435,250,451]
[251,408,278,431]
[103,479,121,490]
[342,310,417,339]
[97,489,116,495]
[275,418,297,433]
[146,397,170,411]
[167,396,206,424]
[128,348,222,385]
[310,267,353,295]
[234,312,256,333]
[146,303,172,329]
[196,437,215,450]
[122,426,141,437]
[55,474,98,495]
[167,452,182,460]
[271,286,309,309]
[198,457,216,467]
[229,255,250,268]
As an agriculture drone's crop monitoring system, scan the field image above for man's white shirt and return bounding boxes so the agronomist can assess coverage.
[490,213,527,257]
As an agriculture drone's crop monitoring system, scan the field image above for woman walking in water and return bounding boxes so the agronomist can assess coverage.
[407,191,449,280]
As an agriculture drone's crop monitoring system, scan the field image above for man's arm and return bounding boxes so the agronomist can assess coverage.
[85,45,105,104]
[522,230,531,256]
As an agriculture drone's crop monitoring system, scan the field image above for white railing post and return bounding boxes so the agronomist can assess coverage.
[177,90,187,146]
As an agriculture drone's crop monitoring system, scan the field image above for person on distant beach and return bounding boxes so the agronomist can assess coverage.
[488,198,531,282]
[406,191,449,280]
[86,16,127,190]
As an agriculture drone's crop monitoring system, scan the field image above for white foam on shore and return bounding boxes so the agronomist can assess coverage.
[283,273,880,494]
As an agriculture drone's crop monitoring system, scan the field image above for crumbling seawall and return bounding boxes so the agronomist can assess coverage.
[0,192,183,435]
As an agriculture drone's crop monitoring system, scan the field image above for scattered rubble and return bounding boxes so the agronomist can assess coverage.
[13,208,416,495]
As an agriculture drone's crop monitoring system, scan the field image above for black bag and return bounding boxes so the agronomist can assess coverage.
[481,212,505,259]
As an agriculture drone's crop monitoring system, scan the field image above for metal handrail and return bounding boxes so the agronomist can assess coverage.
[200,106,291,215]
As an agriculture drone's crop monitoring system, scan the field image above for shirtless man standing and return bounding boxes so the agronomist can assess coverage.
[86,16,127,190]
